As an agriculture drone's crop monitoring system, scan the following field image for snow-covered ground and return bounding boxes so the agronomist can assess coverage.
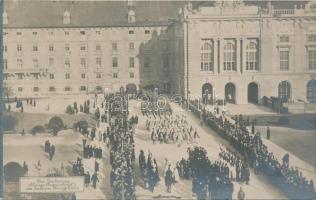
[6,94,92,114]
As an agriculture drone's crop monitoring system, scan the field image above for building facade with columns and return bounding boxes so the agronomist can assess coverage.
[168,1,316,105]
[2,1,185,97]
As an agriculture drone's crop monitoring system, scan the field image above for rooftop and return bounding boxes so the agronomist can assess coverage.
[3,1,187,28]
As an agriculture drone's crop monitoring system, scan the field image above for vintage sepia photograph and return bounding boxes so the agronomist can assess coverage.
[1,0,316,199]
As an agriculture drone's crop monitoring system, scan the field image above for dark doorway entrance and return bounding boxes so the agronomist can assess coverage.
[248,82,259,103]
[126,83,137,94]
[202,83,213,104]
[225,83,236,104]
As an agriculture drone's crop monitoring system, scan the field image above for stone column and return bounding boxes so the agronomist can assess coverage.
[219,38,223,74]
[236,38,240,73]
[213,39,218,74]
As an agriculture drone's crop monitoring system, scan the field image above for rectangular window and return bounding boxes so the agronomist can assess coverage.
[17,59,22,68]
[65,31,69,35]
[96,57,102,68]
[65,73,70,79]
[308,49,316,70]
[33,45,38,51]
[33,59,39,68]
[113,73,118,78]
[246,51,257,70]
[280,35,289,43]
[65,59,70,68]
[145,30,150,34]
[18,87,23,92]
[49,74,54,79]
[201,40,214,71]
[81,73,86,79]
[49,57,54,66]
[80,86,86,91]
[80,45,86,51]
[129,72,134,78]
[49,45,54,51]
[307,34,316,42]
[129,30,134,34]
[4,45,7,52]
[129,42,134,50]
[80,31,85,35]
[112,57,118,67]
[33,32,37,35]
[280,49,290,71]
[96,44,101,51]
[129,57,135,68]
[81,58,86,68]
[112,42,118,51]
[223,41,236,71]
[96,73,102,79]
[17,44,22,52]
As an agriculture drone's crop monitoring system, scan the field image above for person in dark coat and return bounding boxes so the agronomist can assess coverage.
[94,160,99,172]
[266,126,271,140]
[91,172,99,189]
[165,165,173,193]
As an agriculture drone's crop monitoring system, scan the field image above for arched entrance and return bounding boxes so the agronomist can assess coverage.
[126,83,137,94]
[307,80,316,103]
[202,83,213,104]
[225,83,236,104]
[248,82,259,103]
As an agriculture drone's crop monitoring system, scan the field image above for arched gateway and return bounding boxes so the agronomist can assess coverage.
[225,83,236,104]
[202,83,213,104]
[248,82,259,103]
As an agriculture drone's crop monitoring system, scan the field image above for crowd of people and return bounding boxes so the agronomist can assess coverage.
[138,150,160,192]
[107,92,136,200]
[185,146,234,200]
[188,100,315,199]
[83,144,103,159]
[219,147,250,183]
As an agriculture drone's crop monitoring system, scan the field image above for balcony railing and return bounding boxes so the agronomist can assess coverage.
[273,9,295,16]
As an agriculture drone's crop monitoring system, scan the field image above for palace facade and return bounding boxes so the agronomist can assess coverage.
[167,1,316,104]
[3,1,316,105]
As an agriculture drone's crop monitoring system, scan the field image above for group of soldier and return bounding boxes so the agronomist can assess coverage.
[146,114,199,145]
[83,143,103,159]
